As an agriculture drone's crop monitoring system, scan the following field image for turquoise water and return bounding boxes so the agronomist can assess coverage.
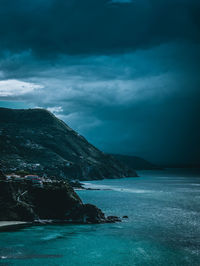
[0,169,200,266]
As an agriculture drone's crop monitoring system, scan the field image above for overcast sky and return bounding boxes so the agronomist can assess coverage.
[0,0,199,165]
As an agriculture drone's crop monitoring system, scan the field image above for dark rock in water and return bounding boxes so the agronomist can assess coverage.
[86,188,101,191]
[66,204,106,224]
[0,107,137,180]
[69,180,84,189]
[122,215,128,219]
[0,179,119,224]
[106,216,122,223]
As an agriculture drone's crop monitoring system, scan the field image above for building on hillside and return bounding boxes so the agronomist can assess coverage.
[24,175,43,187]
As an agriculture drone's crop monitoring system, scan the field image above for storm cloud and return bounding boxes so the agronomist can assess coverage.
[0,0,199,165]
[0,0,199,56]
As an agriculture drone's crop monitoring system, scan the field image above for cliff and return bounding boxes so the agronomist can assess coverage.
[0,177,112,224]
[0,107,137,180]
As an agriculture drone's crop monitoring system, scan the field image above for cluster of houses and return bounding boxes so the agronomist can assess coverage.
[4,174,62,187]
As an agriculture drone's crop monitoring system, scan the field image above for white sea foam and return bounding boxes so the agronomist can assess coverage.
[110,187,153,193]
[41,233,63,241]
[0,256,7,259]
[82,183,111,190]
[83,182,153,194]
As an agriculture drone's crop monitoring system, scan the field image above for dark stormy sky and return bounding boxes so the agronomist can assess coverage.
[0,0,200,165]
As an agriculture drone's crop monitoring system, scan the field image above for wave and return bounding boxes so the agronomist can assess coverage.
[83,182,153,194]
[41,233,63,241]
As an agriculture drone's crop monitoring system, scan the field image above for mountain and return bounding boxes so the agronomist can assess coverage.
[110,154,160,170]
[0,108,137,180]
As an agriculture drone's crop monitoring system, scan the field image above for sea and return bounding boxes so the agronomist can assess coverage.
[0,169,200,266]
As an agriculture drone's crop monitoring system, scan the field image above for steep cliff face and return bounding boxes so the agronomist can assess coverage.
[0,179,108,223]
[0,179,80,221]
[0,107,137,180]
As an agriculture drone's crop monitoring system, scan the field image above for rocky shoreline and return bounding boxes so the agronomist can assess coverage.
[0,221,31,231]
[0,170,121,225]
[0,214,123,232]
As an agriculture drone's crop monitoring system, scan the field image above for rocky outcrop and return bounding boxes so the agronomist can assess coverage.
[0,180,119,224]
[65,204,107,223]
[0,107,137,180]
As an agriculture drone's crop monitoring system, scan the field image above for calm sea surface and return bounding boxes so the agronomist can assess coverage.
[0,169,200,266]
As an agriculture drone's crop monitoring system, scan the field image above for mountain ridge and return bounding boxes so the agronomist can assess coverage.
[0,107,137,180]
[109,154,161,170]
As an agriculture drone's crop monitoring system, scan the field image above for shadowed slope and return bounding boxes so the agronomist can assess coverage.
[0,108,137,180]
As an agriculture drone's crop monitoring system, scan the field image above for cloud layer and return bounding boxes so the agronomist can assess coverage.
[0,0,199,56]
[0,0,199,165]
[0,79,43,97]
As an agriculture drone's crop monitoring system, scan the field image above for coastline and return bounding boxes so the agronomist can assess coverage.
[0,216,122,232]
[0,221,32,232]
[1,170,200,265]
